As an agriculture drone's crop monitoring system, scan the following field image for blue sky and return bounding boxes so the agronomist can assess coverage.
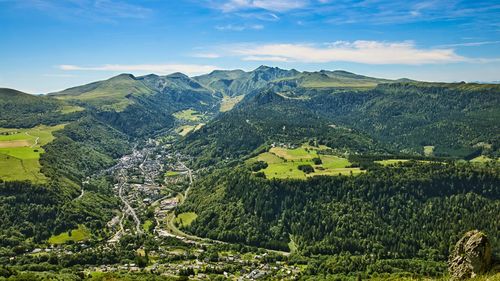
[0,0,499,93]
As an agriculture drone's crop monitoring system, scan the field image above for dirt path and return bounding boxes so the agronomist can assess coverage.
[25,132,39,148]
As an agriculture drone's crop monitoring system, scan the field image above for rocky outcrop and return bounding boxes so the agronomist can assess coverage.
[449,230,493,280]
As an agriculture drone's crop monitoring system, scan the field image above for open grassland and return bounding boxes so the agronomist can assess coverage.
[59,105,85,114]
[251,144,363,179]
[0,124,65,182]
[220,95,244,112]
[48,225,90,244]
[173,109,203,121]
[175,212,198,228]
[269,146,319,160]
[424,145,435,156]
[165,171,180,177]
[54,76,153,111]
[471,155,498,163]
[177,123,204,136]
[375,159,411,166]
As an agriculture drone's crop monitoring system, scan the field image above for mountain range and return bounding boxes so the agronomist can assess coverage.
[0,66,499,280]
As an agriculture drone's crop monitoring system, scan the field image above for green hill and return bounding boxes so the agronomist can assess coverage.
[180,81,500,166]
[272,70,395,89]
[0,88,82,128]
[49,73,220,137]
[48,74,155,112]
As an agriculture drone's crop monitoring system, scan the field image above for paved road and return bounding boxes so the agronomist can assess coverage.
[117,172,143,235]
[160,161,290,256]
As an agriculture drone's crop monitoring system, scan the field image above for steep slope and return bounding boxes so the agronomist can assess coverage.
[49,74,155,112]
[50,73,220,137]
[180,81,500,165]
[180,90,386,167]
[0,88,82,127]
[180,162,500,260]
[194,66,299,97]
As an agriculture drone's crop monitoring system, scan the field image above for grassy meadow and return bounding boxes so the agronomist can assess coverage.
[173,109,203,121]
[48,225,90,244]
[176,123,204,136]
[175,212,198,228]
[250,144,363,179]
[0,124,65,182]
[220,95,244,112]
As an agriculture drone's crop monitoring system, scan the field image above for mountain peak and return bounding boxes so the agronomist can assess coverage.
[167,72,190,79]
[110,73,136,80]
[254,65,275,71]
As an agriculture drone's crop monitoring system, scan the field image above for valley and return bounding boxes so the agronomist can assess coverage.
[0,66,499,280]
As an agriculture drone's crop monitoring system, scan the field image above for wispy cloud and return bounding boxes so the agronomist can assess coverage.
[13,0,152,22]
[324,1,500,26]
[436,41,500,48]
[191,53,221,59]
[59,64,220,76]
[216,0,309,12]
[215,23,264,31]
[230,41,467,65]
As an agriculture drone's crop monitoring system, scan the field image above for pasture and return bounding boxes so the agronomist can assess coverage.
[176,123,204,136]
[175,212,198,228]
[470,155,496,163]
[375,159,411,166]
[220,95,244,112]
[424,145,435,156]
[0,124,65,182]
[173,109,203,121]
[48,225,90,244]
[250,144,363,179]
[165,171,180,177]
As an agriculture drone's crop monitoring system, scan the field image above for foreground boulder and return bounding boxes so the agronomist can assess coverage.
[449,230,492,280]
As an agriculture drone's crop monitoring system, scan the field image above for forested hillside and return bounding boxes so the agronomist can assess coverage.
[180,80,500,166]
[180,161,500,257]
[0,88,83,127]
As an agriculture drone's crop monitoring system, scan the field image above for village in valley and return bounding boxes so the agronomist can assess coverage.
[19,135,302,280]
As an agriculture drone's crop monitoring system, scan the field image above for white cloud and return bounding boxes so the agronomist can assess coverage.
[191,53,221,59]
[219,0,308,12]
[215,24,264,31]
[436,41,500,48]
[231,41,466,65]
[242,56,290,62]
[59,64,220,76]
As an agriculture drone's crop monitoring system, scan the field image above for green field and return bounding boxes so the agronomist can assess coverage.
[269,146,319,160]
[0,124,65,182]
[470,155,497,163]
[424,145,435,156]
[176,123,204,136]
[375,159,411,166]
[173,109,203,121]
[59,105,85,114]
[220,95,244,112]
[250,145,362,179]
[143,220,153,232]
[165,171,180,177]
[48,225,90,244]
[175,212,198,228]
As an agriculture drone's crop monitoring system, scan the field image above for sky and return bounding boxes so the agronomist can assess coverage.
[0,0,499,93]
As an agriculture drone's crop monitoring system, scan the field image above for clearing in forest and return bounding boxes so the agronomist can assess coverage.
[173,109,203,121]
[250,144,363,179]
[0,124,65,182]
[48,225,90,244]
[175,212,198,228]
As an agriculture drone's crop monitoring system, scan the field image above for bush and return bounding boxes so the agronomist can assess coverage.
[298,164,314,174]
